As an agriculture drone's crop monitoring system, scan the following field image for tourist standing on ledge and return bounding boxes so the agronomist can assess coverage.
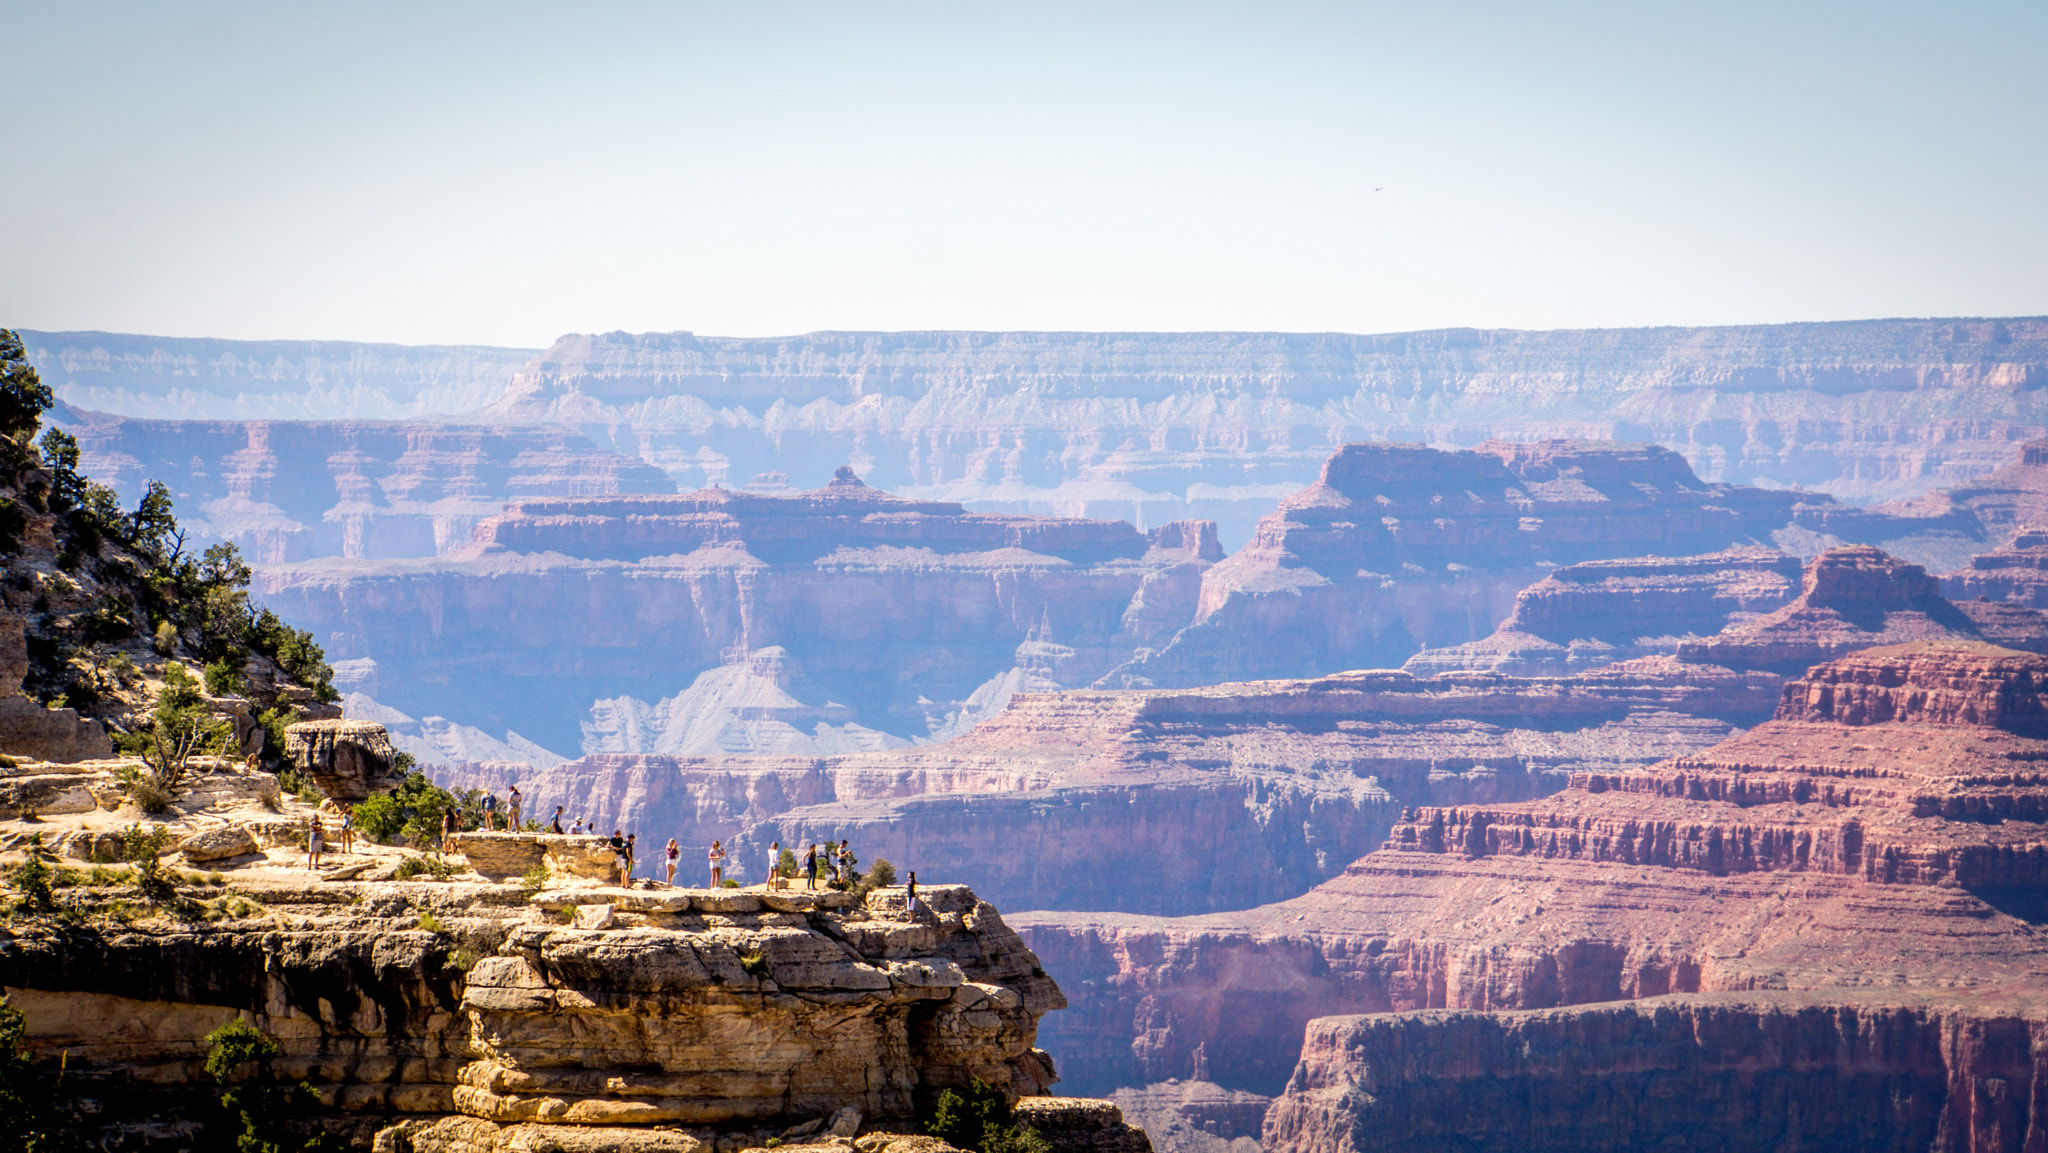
[307,817,325,871]
[768,840,781,889]
[804,843,818,890]
[438,808,454,858]
[906,871,919,914]
[626,833,638,884]
[507,785,523,830]
[550,806,565,834]
[481,792,500,831]
[609,829,629,885]
[708,839,725,887]
[836,839,851,884]
[339,806,355,854]
[664,837,679,885]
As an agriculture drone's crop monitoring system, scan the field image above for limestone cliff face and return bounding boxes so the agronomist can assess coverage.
[1677,546,2048,672]
[1267,994,2048,1153]
[58,411,677,563]
[255,475,1220,756]
[1109,440,1812,687]
[442,660,1783,917]
[1014,641,2048,1102]
[0,878,1059,1146]
[1403,547,1803,676]
[33,320,2048,554]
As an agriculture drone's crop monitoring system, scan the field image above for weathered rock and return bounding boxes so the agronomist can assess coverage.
[1676,545,2048,672]
[0,694,114,764]
[375,1115,708,1152]
[1108,440,1812,689]
[283,719,401,800]
[827,1107,863,1138]
[571,903,616,930]
[1403,548,1803,677]
[1265,993,2048,1153]
[1014,1098,1153,1153]
[1017,641,2048,1099]
[450,658,1780,917]
[0,878,1062,1148]
[177,824,259,862]
[1946,525,2048,607]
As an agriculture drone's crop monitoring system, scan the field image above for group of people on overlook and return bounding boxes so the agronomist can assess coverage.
[301,780,923,910]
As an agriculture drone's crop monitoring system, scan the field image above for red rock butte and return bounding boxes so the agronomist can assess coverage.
[1017,640,2048,1125]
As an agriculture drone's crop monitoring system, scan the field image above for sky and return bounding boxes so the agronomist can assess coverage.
[3,1,2045,347]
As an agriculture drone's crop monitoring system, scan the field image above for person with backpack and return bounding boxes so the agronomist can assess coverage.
[550,806,565,834]
[506,784,523,831]
[609,829,630,886]
[481,792,500,832]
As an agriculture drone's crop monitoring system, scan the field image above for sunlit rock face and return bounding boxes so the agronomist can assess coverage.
[253,470,1224,757]
[32,320,2048,554]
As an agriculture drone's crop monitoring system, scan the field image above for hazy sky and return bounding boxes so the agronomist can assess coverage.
[4,1,2045,346]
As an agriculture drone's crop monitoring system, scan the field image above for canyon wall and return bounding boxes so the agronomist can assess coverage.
[31,320,2048,554]
[440,660,1783,917]
[1014,640,2048,1103]
[255,471,1222,757]
[1267,993,2048,1153]
[1106,439,1816,687]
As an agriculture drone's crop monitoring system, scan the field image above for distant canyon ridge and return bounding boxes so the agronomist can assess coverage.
[26,318,2048,557]
[22,318,2048,764]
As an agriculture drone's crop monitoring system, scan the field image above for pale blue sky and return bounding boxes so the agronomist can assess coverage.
[3,1,2044,346]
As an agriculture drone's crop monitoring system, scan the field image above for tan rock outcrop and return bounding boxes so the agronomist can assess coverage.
[0,877,1064,1148]
[285,719,401,799]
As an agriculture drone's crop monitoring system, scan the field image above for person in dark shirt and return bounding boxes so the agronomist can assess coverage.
[550,806,565,834]
[609,830,629,886]
[803,843,818,891]
[906,871,919,915]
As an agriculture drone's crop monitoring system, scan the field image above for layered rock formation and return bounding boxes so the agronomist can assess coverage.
[1107,440,1813,687]
[1267,992,2048,1153]
[1946,527,2048,607]
[33,320,2048,554]
[440,659,1783,917]
[0,872,1064,1148]
[1677,546,2048,672]
[1014,641,2048,1118]
[255,471,1223,756]
[57,409,677,562]
[1403,547,1804,676]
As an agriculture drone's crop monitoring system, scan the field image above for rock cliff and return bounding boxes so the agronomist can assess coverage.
[254,472,1222,757]
[1267,993,2048,1153]
[1014,641,2048,1117]
[1677,546,2048,672]
[1107,440,1813,687]
[0,869,1066,1149]
[439,659,1783,917]
[1403,547,1804,676]
[32,320,2048,553]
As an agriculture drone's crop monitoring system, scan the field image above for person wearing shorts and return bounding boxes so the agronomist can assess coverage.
[708,840,725,886]
[665,838,680,885]
[507,785,523,831]
[610,829,630,886]
[307,818,325,871]
[768,841,781,889]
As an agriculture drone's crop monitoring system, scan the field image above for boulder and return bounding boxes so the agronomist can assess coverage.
[178,825,259,863]
[573,903,616,930]
[828,1108,863,1138]
[282,719,400,801]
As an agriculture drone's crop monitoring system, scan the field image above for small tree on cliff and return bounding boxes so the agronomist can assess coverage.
[203,1018,341,1152]
[926,1078,1050,1153]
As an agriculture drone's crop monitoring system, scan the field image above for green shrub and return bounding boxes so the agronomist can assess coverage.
[853,857,897,900]
[203,1017,340,1152]
[202,660,244,696]
[416,910,448,935]
[519,866,549,895]
[926,1078,1050,1153]
[776,847,798,878]
[10,854,52,913]
[738,950,768,978]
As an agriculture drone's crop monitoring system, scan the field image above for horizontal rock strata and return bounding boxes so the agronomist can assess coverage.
[1266,992,2048,1153]
[442,659,1783,916]
[0,879,1059,1145]
[1015,641,2048,1105]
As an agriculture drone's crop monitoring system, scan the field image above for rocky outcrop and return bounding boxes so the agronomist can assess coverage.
[32,320,2048,556]
[1108,440,1814,687]
[1677,546,2048,672]
[1014,641,2048,1105]
[1266,993,2048,1153]
[441,659,1783,917]
[284,719,401,799]
[254,475,1223,757]
[1946,527,2048,607]
[0,876,1062,1148]
[1403,547,1804,676]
